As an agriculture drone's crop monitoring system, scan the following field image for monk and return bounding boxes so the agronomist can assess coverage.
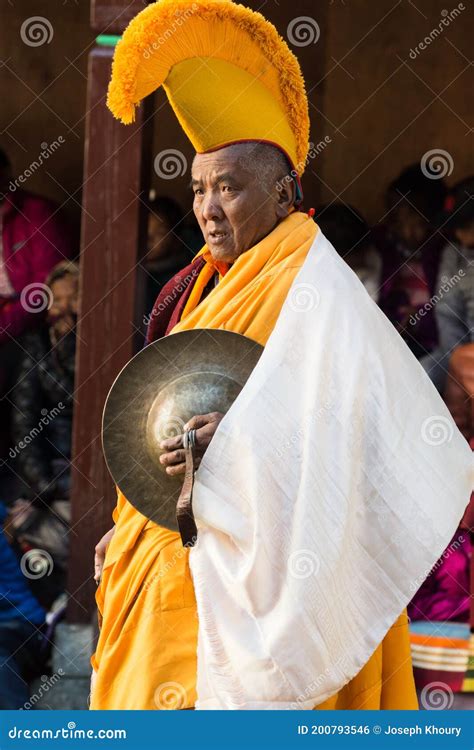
[91,142,417,710]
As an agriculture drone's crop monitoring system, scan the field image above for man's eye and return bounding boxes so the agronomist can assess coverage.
[222,185,234,193]
[194,188,204,196]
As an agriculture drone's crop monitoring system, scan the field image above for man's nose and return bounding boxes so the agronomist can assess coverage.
[201,193,224,222]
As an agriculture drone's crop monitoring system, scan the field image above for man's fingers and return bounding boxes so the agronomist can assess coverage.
[165,462,186,476]
[160,434,184,451]
[193,423,214,449]
[93,526,115,583]
[184,412,221,431]
[161,451,204,477]
[160,413,224,450]
[160,449,186,466]
[94,556,102,583]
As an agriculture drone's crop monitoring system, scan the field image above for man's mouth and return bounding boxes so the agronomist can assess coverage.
[207,229,229,245]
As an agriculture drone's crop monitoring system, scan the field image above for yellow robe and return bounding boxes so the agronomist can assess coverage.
[91,212,417,710]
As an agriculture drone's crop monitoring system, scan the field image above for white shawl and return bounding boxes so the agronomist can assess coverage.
[189,230,473,710]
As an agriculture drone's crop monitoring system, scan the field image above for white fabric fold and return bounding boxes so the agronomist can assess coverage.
[189,230,474,710]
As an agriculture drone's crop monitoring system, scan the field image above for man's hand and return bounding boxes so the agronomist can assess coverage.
[94,526,116,584]
[159,411,224,477]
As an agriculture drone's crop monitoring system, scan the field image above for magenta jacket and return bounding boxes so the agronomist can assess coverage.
[0,191,72,343]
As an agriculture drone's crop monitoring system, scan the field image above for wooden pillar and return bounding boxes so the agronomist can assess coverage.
[67,0,152,622]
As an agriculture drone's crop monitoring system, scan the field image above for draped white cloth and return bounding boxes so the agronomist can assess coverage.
[189,230,474,710]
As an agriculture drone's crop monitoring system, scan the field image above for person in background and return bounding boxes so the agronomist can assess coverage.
[315,203,382,302]
[141,194,202,321]
[421,177,474,391]
[408,334,473,699]
[7,261,78,609]
[0,148,72,343]
[409,179,474,695]
[0,147,73,474]
[407,524,472,698]
[408,530,471,624]
[375,164,446,358]
[0,502,47,709]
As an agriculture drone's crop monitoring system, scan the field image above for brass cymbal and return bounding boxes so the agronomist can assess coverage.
[102,329,263,529]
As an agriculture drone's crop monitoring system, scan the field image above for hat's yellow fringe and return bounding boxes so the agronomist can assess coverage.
[107,0,309,168]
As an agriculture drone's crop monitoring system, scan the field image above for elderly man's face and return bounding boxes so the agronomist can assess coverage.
[191,145,291,263]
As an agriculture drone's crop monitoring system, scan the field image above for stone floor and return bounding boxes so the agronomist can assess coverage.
[30,622,93,710]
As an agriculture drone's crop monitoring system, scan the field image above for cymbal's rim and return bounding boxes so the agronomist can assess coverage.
[102,329,263,528]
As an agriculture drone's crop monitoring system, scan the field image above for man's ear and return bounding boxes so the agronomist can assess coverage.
[275,177,296,217]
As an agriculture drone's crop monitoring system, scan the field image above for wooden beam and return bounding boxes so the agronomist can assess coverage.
[90,0,147,35]
[67,35,152,622]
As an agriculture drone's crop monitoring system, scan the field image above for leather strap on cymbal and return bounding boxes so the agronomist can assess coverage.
[176,434,198,547]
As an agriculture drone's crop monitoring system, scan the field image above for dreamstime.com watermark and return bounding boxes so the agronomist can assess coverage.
[20,282,54,314]
[290,654,353,708]
[20,549,54,579]
[9,137,65,192]
[143,267,200,326]
[409,269,465,325]
[275,399,333,458]
[287,16,321,47]
[9,403,65,459]
[277,138,332,193]
[8,723,127,740]
[153,149,188,180]
[143,535,197,597]
[421,415,454,446]
[21,670,64,710]
[421,148,454,180]
[409,4,465,59]
[420,681,454,710]
[288,549,321,579]
[20,16,53,47]
[409,533,465,592]
[143,4,198,59]
[154,681,188,710]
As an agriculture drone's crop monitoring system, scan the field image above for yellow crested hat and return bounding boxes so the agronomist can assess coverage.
[107,0,310,176]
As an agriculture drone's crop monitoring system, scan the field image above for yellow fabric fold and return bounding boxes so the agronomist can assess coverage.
[180,248,229,320]
[91,212,417,710]
[174,211,316,341]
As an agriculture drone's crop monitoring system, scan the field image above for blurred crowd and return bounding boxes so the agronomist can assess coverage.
[0,144,472,707]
